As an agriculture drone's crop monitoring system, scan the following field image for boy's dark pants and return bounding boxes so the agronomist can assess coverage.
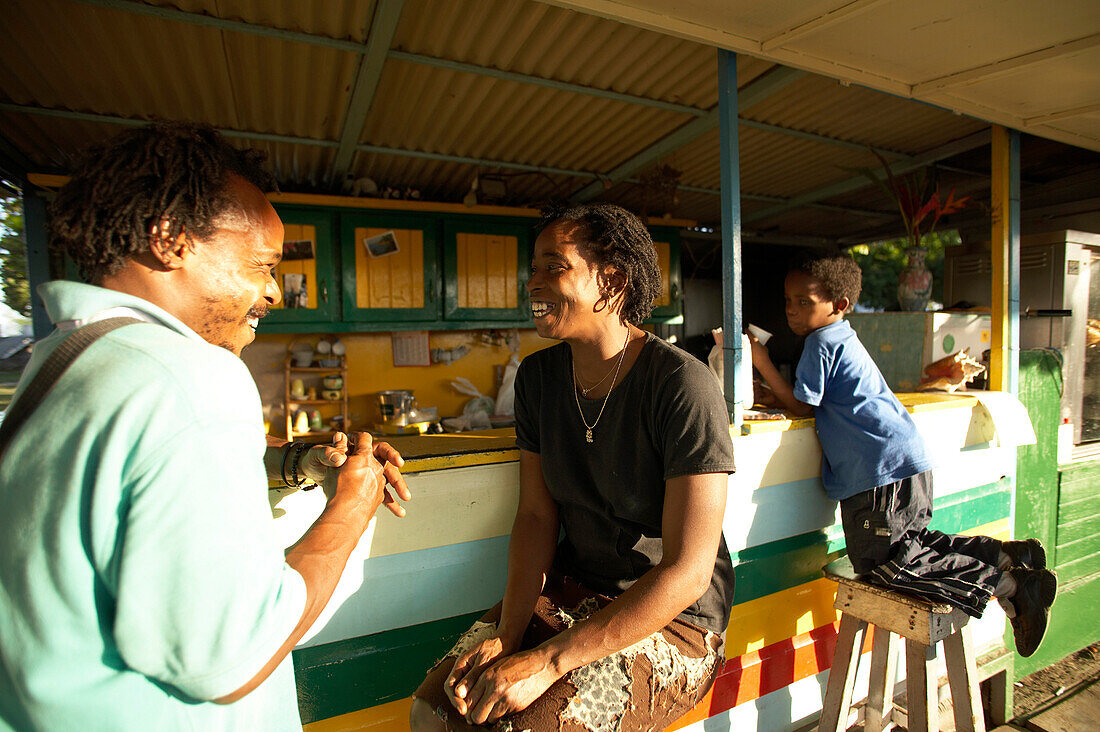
[839,470,1003,618]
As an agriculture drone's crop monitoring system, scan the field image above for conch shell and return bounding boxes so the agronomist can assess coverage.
[916,348,985,393]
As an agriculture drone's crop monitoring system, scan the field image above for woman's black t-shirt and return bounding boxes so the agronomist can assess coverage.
[514,333,737,634]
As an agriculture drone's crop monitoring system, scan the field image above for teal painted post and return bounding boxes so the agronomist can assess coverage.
[1008,130,1021,396]
[23,192,52,338]
[718,50,743,423]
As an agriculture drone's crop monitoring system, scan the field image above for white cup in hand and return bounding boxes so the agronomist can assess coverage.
[747,324,772,345]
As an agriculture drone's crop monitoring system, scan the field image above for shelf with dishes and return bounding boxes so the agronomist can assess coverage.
[284,338,349,440]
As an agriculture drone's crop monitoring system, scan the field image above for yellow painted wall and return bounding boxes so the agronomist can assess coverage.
[244,329,554,435]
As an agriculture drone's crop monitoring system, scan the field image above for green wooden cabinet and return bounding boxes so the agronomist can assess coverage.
[648,226,683,322]
[443,218,532,323]
[265,206,338,325]
[256,205,680,333]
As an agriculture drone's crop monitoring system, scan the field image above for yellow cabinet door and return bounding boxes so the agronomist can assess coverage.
[444,221,531,321]
[648,230,682,320]
[341,213,440,322]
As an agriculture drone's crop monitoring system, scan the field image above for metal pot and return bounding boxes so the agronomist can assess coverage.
[377,390,415,425]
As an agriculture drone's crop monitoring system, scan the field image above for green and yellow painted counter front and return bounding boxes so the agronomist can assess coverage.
[271,392,1033,731]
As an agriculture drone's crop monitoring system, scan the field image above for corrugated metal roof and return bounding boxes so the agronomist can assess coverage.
[1,0,1096,242]
[395,0,722,109]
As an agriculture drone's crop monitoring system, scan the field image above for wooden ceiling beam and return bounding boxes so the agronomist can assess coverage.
[329,0,405,185]
[1025,102,1100,126]
[912,32,1100,95]
[761,0,891,52]
[743,128,992,224]
[569,64,806,202]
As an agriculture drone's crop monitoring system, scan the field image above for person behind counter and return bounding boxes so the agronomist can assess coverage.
[0,122,409,731]
[411,203,736,731]
[749,252,1057,657]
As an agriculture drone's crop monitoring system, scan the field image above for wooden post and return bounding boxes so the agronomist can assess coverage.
[944,625,986,732]
[989,125,1021,395]
[717,49,743,426]
[905,639,939,732]
[820,614,869,732]
[984,668,1011,726]
[865,625,897,730]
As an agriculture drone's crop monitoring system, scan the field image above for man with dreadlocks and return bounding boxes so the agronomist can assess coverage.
[0,123,409,730]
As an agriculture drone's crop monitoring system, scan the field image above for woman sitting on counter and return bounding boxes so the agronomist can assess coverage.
[411,203,737,731]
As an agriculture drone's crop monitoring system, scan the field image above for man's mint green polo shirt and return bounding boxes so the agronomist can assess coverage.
[0,282,306,730]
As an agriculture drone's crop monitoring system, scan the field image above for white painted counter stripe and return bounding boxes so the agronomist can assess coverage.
[300,535,510,648]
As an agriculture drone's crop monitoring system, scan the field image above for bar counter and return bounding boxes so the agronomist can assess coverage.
[269,390,1034,730]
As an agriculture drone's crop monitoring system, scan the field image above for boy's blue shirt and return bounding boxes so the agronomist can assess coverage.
[793,319,933,500]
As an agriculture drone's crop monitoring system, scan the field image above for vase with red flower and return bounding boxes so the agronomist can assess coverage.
[898,246,933,311]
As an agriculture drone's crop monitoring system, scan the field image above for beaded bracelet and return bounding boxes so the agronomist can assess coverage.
[289,441,310,487]
[281,441,306,487]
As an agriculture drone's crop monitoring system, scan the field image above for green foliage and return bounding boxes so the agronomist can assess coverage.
[0,192,29,317]
[847,230,959,311]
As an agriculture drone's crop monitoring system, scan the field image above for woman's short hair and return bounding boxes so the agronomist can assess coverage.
[538,203,662,325]
[48,121,277,283]
[791,252,863,309]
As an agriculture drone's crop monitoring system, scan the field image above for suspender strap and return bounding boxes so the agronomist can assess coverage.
[0,317,142,458]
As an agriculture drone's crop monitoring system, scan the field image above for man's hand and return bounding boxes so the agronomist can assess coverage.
[333,432,411,518]
[366,438,410,517]
[300,432,350,488]
[305,432,410,516]
[457,648,562,725]
[445,636,513,716]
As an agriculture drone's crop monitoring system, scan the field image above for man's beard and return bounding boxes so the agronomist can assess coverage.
[205,302,269,355]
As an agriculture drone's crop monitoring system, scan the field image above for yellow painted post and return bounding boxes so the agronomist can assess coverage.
[990,126,1010,392]
[990,125,1022,394]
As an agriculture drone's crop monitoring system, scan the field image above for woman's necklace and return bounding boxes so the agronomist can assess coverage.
[571,329,631,444]
[574,356,618,396]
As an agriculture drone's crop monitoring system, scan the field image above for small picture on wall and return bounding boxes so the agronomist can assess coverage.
[364,230,400,258]
[282,239,315,261]
[283,273,309,309]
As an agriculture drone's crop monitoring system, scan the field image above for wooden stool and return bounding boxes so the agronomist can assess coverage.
[818,558,986,732]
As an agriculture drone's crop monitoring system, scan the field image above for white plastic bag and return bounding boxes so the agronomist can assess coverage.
[450,377,495,417]
[707,329,753,403]
[707,327,724,389]
[495,353,521,416]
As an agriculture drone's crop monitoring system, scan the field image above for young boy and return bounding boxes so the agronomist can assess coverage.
[750,253,1057,657]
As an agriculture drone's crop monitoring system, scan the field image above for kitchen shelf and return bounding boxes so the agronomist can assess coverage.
[284,356,348,440]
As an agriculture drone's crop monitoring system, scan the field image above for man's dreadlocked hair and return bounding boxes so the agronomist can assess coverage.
[49,121,278,283]
[538,202,662,325]
[791,251,863,310]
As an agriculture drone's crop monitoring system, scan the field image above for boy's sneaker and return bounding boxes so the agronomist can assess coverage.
[1005,567,1058,658]
[1001,538,1046,570]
